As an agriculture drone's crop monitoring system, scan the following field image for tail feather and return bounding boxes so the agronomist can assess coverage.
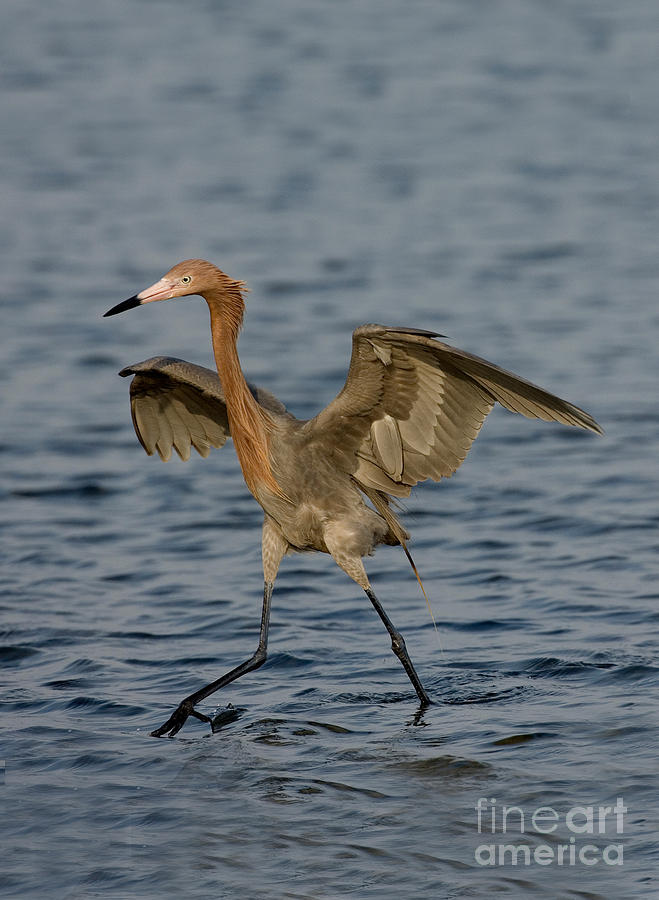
[360,485,442,648]
[401,539,440,648]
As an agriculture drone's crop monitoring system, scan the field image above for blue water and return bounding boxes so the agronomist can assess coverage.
[2,0,658,897]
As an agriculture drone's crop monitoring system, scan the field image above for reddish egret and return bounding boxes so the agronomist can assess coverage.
[104,259,601,737]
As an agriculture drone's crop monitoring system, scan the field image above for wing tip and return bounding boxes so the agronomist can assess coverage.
[582,417,604,436]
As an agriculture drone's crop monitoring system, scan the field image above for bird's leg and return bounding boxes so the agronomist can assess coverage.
[150,580,273,738]
[365,587,431,706]
[323,531,431,707]
[151,517,287,738]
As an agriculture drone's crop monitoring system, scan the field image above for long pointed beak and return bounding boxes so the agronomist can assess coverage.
[103,278,172,317]
[103,295,142,317]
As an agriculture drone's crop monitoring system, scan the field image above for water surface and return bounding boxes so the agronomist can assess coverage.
[2,1,658,897]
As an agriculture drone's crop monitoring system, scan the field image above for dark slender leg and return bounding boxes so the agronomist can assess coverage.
[365,587,431,706]
[150,581,274,737]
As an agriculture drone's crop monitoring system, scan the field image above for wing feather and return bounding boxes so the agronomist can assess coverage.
[371,414,403,479]
[306,324,601,496]
[119,356,288,462]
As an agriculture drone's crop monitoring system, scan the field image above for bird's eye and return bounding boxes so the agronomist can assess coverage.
[181,275,192,284]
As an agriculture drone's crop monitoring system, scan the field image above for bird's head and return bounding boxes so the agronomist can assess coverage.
[104,259,247,317]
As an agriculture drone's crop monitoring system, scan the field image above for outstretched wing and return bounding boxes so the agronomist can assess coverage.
[306,325,602,498]
[119,356,288,462]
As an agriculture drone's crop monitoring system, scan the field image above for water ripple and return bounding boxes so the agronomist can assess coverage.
[2,0,657,896]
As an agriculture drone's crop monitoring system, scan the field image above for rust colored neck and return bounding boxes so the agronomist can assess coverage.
[204,287,283,499]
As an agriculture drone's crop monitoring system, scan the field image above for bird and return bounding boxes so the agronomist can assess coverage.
[104,258,602,737]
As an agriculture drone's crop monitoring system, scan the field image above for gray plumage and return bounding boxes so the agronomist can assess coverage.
[120,356,288,461]
[106,257,601,738]
[122,326,601,499]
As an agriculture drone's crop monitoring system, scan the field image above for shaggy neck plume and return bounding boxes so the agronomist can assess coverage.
[203,278,283,500]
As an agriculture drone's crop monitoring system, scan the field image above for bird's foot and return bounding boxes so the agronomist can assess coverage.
[208,703,242,732]
[409,701,431,727]
[150,700,212,738]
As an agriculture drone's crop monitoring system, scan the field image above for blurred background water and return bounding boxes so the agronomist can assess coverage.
[1,0,658,897]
